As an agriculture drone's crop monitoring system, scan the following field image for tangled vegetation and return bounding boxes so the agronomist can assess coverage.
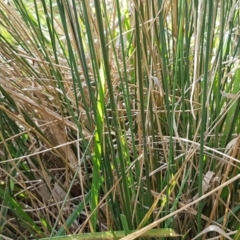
[0,0,239,239]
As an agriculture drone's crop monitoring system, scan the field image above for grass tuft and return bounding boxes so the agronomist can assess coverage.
[0,1,239,239]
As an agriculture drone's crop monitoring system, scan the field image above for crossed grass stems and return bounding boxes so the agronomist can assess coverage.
[0,0,240,239]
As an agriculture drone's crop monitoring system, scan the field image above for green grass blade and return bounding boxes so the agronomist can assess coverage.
[55,190,91,236]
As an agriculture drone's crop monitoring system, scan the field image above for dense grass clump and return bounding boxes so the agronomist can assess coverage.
[0,1,239,239]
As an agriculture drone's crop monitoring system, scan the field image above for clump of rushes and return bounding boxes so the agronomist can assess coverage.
[0,1,239,239]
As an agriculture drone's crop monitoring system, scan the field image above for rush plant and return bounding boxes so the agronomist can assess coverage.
[0,0,239,239]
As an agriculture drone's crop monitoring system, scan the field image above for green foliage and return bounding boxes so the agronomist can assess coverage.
[0,0,239,239]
